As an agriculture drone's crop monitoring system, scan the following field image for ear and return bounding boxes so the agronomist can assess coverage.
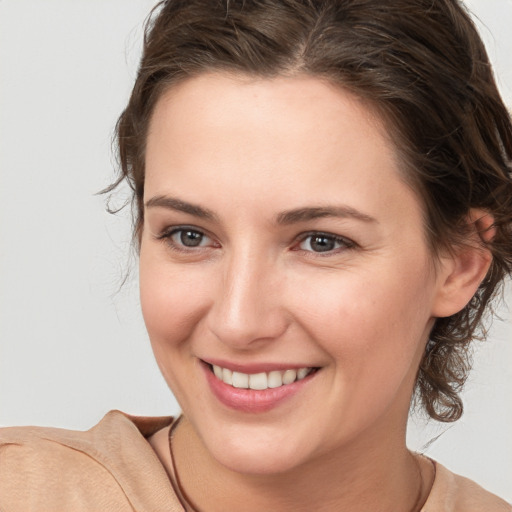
[431,209,495,318]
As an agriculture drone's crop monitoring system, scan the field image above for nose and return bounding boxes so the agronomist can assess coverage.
[206,247,289,350]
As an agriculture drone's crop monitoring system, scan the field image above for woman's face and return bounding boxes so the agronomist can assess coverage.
[140,73,447,474]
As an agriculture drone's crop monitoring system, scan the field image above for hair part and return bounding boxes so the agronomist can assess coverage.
[112,0,512,422]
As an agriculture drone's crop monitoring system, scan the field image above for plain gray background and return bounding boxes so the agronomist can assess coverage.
[1,0,511,501]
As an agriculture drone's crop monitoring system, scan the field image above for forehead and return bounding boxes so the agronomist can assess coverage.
[148,72,387,146]
[144,72,422,227]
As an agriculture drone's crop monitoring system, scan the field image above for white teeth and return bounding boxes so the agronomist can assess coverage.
[222,368,233,385]
[211,364,313,390]
[297,367,309,380]
[232,371,249,389]
[249,372,267,390]
[267,371,283,388]
[282,369,297,385]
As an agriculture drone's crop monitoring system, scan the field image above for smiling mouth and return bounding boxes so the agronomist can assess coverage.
[207,364,319,391]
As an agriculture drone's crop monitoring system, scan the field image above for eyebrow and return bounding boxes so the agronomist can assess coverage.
[276,206,377,225]
[145,195,218,221]
[145,195,377,225]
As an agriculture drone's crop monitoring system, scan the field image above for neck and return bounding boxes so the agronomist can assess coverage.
[169,414,431,512]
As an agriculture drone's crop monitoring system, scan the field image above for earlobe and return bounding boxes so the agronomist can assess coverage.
[431,209,494,318]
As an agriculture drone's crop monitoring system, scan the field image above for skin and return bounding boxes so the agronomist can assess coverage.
[141,73,492,511]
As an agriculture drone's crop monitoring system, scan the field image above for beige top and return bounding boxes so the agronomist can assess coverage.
[0,410,510,511]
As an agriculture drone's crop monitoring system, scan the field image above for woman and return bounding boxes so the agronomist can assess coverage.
[1,0,511,510]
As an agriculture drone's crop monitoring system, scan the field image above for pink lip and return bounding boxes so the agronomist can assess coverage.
[201,361,317,413]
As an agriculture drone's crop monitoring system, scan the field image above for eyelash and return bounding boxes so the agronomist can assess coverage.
[156,226,357,256]
[156,226,217,253]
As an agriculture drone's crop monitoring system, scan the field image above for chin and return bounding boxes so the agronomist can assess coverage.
[201,422,314,475]
[215,443,308,475]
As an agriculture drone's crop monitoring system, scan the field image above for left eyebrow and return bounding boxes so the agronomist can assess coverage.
[144,195,218,222]
[275,206,378,225]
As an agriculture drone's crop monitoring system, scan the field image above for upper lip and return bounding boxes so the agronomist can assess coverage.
[201,358,318,374]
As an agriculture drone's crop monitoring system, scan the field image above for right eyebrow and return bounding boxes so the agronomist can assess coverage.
[275,205,378,225]
[144,195,219,222]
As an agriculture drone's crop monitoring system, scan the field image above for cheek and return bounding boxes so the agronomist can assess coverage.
[293,268,430,333]
[139,249,212,351]
[139,249,217,408]
[289,266,434,389]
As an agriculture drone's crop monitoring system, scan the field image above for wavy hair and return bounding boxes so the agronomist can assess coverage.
[111,0,512,421]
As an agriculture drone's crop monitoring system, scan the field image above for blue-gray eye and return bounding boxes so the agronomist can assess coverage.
[171,229,209,247]
[299,234,347,253]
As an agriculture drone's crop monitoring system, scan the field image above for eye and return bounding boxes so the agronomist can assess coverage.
[171,228,209,247]
[157,226,217,250]
[297,232,354,253]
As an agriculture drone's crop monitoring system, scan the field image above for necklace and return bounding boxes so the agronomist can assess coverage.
[409,455,426,512]
[167,416,199,512]
[414,455,437,512]
[167,417,436,512]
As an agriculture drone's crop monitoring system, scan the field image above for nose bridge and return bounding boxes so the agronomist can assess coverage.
[208,242,286,348]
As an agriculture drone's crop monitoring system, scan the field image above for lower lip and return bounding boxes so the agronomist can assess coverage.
[202,363,317,413]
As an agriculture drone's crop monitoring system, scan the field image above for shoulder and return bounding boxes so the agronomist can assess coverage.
[0,411,182,511]
[423,460,511,512]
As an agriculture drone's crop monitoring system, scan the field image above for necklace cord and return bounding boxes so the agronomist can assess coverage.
[168,416,199,512]
[167,417,437,512]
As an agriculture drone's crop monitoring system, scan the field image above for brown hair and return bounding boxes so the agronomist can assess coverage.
[112,0,512,422]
